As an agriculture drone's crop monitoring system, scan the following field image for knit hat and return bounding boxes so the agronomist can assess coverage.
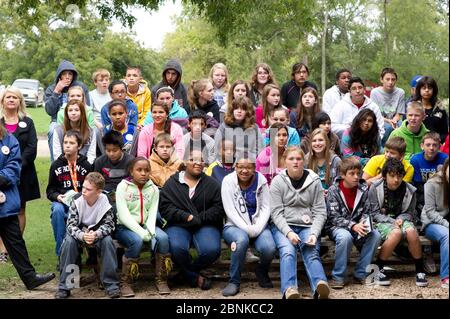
[410,75,422,88]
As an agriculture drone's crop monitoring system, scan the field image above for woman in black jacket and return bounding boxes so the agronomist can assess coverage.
[0,87,40,262]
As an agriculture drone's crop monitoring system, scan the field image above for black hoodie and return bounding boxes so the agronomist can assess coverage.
[46,153,92,202]
[159,171,224,230]
[44,60,91,121]
[152,59,190,114]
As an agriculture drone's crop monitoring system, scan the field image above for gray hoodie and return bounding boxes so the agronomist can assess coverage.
[44,60,91,121]
[421,173,449,229]
[270,169,327,238]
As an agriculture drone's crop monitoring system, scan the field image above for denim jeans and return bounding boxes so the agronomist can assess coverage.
[166,225,221,286]
[48,121,59,162]
[382,120,402,147]
[115,225,170,258]
[50,202,70,256]
[271,225,327,297]
[223,226,276,285]
[330,228,381,282]
[424,223,449,280]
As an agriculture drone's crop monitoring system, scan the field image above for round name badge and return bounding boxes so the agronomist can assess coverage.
[1,146,10,155]
[301,215,311,224]
[18,121,27,129]
[125,134,133,141]
[230,242,237,252]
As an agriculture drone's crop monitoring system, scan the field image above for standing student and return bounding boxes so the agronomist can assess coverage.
[116,157,171,296]
[209,63,230,110]
[0,121,55,289]
[0,88,40,262]
[322,68,352,114]
[89,69,112,125]
[370,68,406,146]
[221,156,276,297]
[125,66,152,127]
[249,63,277,107]
[270,147,330,299]
[281,62,318,110]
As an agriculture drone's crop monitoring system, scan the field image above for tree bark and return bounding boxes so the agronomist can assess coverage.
[321,10,329,95]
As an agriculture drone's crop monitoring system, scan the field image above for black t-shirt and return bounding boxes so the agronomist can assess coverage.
[288,170,309,190]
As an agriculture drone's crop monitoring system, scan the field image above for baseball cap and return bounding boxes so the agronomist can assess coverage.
[410,75,422,88]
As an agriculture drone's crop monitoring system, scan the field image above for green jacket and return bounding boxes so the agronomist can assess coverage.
[116,178,159,241]
[388,121,428,160]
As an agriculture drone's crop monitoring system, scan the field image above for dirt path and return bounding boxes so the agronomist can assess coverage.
[37,137,49,158]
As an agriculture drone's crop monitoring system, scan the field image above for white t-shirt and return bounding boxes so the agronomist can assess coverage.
[89,89,112,120]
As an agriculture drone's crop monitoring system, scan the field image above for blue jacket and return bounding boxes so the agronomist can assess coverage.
[144,100,188,128]
[0,133,22,218]
[44,60,91,121]
[101,98,138,130]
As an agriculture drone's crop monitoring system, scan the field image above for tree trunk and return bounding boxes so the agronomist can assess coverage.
[384,0,389,61]
[321,10,329,95]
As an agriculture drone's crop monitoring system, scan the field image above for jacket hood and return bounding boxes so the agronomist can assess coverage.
[162,59,182,88]
[170,99,182,116]
[342,93,372,109]
[121,177,155,190]
[228,170,267,190]
[150,149,181,167]
[278,168,320,191]
[73,193,112,226]
[54,60,78,84]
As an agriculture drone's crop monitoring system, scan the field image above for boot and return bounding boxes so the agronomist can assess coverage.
[155,253,172,295]
[120,256,139,298]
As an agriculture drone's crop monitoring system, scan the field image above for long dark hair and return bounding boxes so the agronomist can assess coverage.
[413,76,439,107]
[152,101,172,134]
[349,109,379,155]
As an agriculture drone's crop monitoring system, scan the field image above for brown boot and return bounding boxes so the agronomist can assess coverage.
[120,256,138,298]
[155,253,172,295]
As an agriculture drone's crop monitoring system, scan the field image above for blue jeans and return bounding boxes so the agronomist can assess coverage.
[50,202,70,256]
[382,120,402,147]
[271,225,327,297]
[424,224,449,280]
[223,226,276,285]
[115,225,169,258]
[166,225,221,286]
[330,228,381,282]
[48,121,59,162]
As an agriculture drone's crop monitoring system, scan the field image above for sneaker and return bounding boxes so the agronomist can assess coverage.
[415,272,428,287]
[222,283,240,297]
[329,278,345,289]
[255,267,273,288]
[441,278,449,289]
[315,280,330,299]
[0,252,8,263]
[245,249,260,263]
[285,287,300,299]
[55,289,70,299]
[423,252,437,274]
[107,289,121,299]
[352,276,365,285]
[375,269,391,286]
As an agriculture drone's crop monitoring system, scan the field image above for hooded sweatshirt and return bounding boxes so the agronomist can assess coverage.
[222,171,271,238]
[149,150,183,187]
[144,99,188,129]
[159,171,224,230]
[270,169,327,238]
[329,93,385,139]
[322,85,347,114]
[45,60,91,121]
[127,80,152,126]
[152,60,190,114]
[116,178,159,241]
[388,121,429,161]
[421,172,449,229]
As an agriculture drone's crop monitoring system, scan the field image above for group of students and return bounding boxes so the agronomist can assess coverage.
[0,58,448,300]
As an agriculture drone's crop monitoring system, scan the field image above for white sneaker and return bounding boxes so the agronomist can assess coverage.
[245,249,260,263]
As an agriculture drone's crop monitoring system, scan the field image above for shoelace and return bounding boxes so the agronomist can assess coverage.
[417,273,426,280]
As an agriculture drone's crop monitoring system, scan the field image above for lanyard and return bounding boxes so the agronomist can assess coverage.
[68,160,78,192]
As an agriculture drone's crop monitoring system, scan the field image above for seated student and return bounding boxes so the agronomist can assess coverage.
[341,109,381,167]
[159,149,225,291]
[305,128,341,191]
[89,68,112,126]
[421,158,449,289]
[410,132,448,213]
[116,157,171,297]
[138,101,184,160]
[124,66,151,127]
[53,99,96,164]
[101,80,138,131]
[93,130,134,196]
[221,155,276,297]
[281,62,318,110]
[370,158,428,287]
[0,122,55,290]
[55,172,119,299]
[205,138,235,183]
[441,134,449,155]
[256,122,288,185]
[182,110,216,166]
[363,136,414,186]
[149,133,183,188]
[322,68,352,114]
[220,80,251,123]
[57,86,99,130]
[188,79,220,123]
[270,146,330,299]
[325,157,381,289]
[311,112,341,156]
[263,106,300,147]
[46,130,92,257]
[388,101,429,160]
[209,63,230,110]
[144,86,188,129]
[256,84,283,130]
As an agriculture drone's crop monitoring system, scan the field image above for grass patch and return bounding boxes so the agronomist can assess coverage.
[0,157,56,292]
[26,107,51,137]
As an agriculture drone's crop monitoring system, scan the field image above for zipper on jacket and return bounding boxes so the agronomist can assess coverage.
[139,188,144,224]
